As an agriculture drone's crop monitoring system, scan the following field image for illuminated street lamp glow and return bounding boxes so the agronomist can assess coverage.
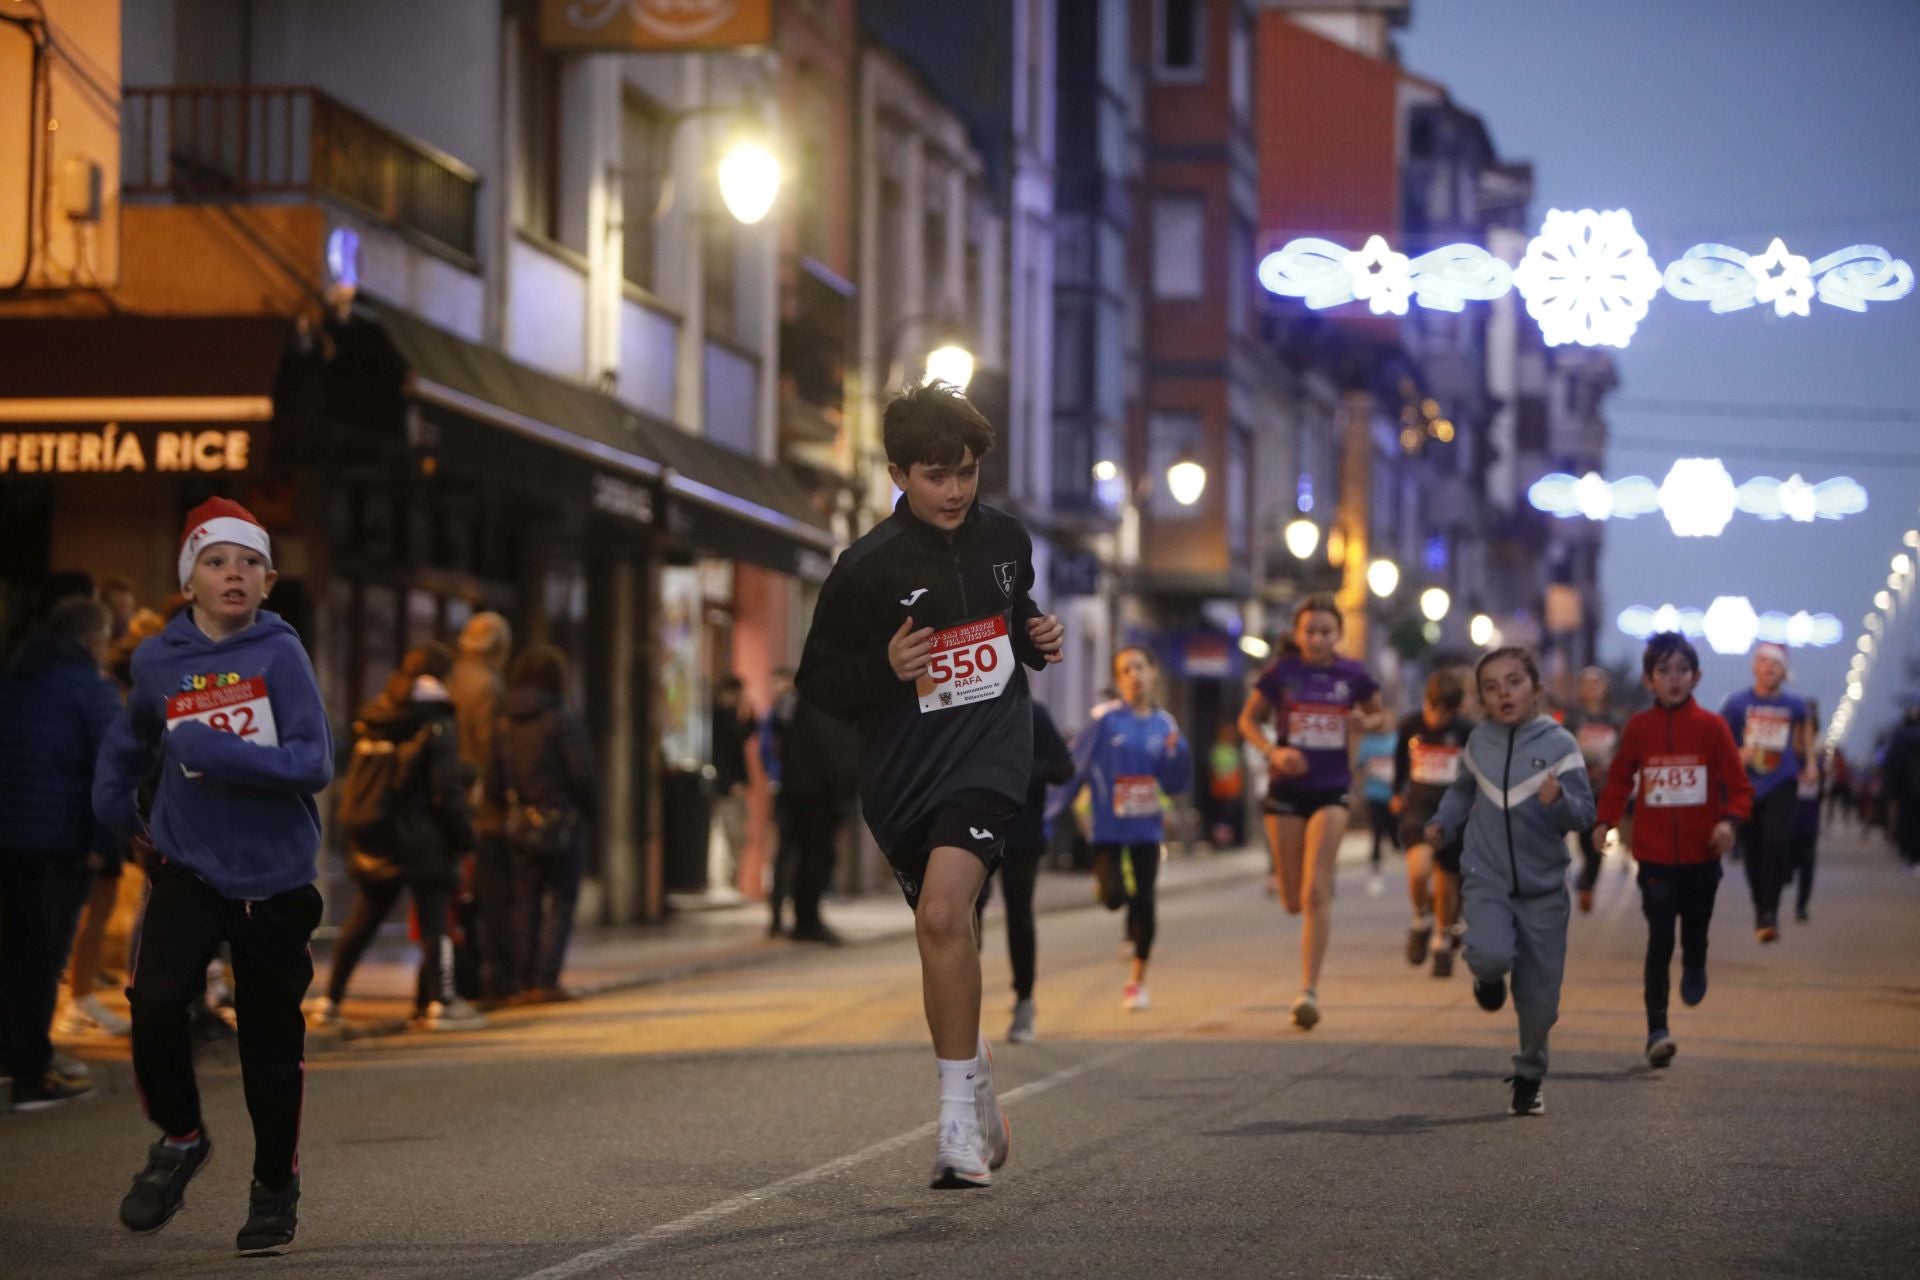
[1284,518,1320,560]
[1419,587,1451,622]
[1367,559,1401,598]
[1874,590,1893,611]
[1858,634,1874,653]
[717,138,782,225]
[1906,530,1920,548]
[1167,460,1207,507]
[925,344,976,392]
[1240,635,1272,660]
[1092,459,1119,483]
[1895,554,1914,576]
[1469,613,1496,647]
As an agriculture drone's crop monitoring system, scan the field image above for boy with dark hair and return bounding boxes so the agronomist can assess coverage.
[94,498,333,1252]
[1393,670,1473,978]
[1427,646,1593,1117]
[796,381,1065,1189]
[1595,632,1752,1067]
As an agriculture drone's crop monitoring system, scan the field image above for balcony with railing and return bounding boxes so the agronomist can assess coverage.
[123,86,480,267]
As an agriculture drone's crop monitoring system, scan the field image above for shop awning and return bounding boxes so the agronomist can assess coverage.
[0,313,291,422]
[359,299,834,572]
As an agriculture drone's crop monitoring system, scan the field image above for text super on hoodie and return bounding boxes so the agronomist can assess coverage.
[93,609,333,900]
[1430,715,1596,897]
[796,495,1048,853]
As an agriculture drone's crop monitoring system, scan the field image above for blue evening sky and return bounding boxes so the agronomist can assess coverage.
[1399,0,1920,749]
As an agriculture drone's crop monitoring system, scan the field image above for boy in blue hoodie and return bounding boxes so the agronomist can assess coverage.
[1427,646,1594,1118]
[93,498,332,1253]
[1060,647,1192,1012]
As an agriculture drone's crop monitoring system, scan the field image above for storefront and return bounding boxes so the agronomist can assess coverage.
[0,302,834,925]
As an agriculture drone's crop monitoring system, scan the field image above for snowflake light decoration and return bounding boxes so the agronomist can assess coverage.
[1618,603,1841,650]
[1657,458,1738,537]
[1343,235,1414,316]
[1512,209,1663,348]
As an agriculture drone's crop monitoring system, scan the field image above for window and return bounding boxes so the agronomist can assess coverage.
[514,18,561,242]
[1152,194,1206,299]
[1157,0,1204,80]
[1147,411,1204,519]
[923,209,947,310]
[621,93,668,291]
[1229,11,1251,118]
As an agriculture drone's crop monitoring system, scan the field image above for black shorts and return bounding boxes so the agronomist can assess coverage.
[1400,819,1464,875]
[886,788,1021,910]
[1265,786,1349,818]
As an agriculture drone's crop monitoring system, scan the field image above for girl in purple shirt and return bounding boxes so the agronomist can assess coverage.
[1237,595,1387,1030]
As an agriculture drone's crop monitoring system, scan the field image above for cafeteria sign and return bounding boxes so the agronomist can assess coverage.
[0,424,252,475]
[541,0,771,51]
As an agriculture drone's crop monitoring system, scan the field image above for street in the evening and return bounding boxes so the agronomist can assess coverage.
[5,830,1916,1279]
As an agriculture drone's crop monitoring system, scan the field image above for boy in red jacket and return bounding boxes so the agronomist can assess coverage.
[1595,633,1753,1068]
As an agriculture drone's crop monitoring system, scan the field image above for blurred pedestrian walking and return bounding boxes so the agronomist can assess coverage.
[448,612,513,1002]
[770,671,861,944]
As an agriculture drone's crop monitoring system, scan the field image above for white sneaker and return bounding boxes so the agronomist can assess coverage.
[1122,982,1151,1012]
[975,1037,1010,1172]
[1007,998,1036,1044]
[1290,991,1321,1030]
[75,994,132,1037]
[929,1112,993,1189]
[304,997,341,1030]
[416,999,488,1032]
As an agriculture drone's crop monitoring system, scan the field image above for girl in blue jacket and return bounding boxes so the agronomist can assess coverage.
[93,499,332,1254]
[1063,647,1192,1011]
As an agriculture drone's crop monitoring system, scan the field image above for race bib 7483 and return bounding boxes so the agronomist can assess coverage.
[1642,755,1706,808]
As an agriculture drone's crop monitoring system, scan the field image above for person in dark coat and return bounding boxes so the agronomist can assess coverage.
[0,596,120,1107]
[312,644,481,1031]
[770,679,861,943]
[486,644,598,1002]
[447,612,512,1002]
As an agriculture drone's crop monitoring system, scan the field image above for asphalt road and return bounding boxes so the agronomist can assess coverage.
[5,827,1917,1279]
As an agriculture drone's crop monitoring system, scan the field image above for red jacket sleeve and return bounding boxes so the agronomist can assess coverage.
[1596,716,1643,826]
[1713,714,1755,822]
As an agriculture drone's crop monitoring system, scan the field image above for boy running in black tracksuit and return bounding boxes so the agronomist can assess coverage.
[94,499,333,1252]
[796,382,1065,1189]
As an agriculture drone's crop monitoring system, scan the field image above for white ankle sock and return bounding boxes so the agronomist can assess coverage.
[937,1057,977,1126]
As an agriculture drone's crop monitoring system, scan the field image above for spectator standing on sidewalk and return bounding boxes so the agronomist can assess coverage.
[0,596,121,1107]
[487,645,598,1002]
[710,676,753,896]
[770,676,861,944]
[311,644,482,1032]
[447,612,513,1002]
[99,575,139,642]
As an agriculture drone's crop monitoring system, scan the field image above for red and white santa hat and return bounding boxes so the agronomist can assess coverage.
[1754,641,1790,669]
[178,497,273,589]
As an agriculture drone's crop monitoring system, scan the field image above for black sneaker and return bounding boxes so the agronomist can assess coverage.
[10,1068,95,1112]
[1679,965,1708,1007]
[1506,1075,1545,1116]
[1406,925,1431,966]
[789,922,844,946]
[1474,975,1507,1012]
[1431,946,1454,979]
[236,1176,300,1253]
[120,1134,213,1233]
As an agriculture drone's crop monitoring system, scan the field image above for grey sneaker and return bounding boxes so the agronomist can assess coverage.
[1007,998,1036,1044]
[417,998,487,1031]
[975,1037,1010,1172]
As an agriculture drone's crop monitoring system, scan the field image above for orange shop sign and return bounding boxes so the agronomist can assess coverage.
[541,0,772,51]
[0,424,252,475]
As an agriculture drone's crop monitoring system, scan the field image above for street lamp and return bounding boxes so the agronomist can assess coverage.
[1167,459,1207,506]
[1419,586,1451,622]
[716,133,782,225]
[924,343,976,392]
[1469,613,1496,647]
[1284,518,1320,559]
[1367,558,1400,598]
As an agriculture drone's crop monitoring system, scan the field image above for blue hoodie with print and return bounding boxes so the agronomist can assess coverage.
[93,609,333,899]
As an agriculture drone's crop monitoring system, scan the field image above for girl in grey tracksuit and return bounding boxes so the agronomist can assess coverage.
[1429,649,1595,1114]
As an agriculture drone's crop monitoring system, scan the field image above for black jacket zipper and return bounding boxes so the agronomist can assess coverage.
[950,542,969,616]
[1503,728,1518,894]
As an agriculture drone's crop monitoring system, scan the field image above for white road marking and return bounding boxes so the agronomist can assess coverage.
[517,995,1271,1279]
